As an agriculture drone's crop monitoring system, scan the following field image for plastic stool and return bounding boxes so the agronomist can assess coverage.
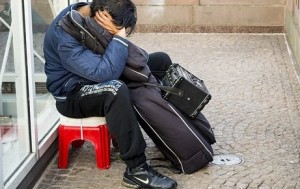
[58,115,110,169]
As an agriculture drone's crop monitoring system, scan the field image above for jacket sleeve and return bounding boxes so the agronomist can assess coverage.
[57,30,129,83]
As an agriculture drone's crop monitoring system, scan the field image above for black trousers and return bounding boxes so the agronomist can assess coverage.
[56,52,172,168]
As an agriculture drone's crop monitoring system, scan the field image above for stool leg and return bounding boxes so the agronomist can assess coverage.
[102,126,110,168]
[58,126,69,169]
[88,126,110,169]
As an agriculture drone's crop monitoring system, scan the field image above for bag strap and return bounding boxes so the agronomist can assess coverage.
[143,83,184,97]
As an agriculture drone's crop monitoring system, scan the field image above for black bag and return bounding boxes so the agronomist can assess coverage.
[131,76,215,174]
[161,63,211,118]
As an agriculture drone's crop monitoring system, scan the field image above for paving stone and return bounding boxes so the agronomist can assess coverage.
[34,33,300,189]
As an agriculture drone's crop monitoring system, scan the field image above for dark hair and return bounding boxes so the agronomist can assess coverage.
[90,0,137,36]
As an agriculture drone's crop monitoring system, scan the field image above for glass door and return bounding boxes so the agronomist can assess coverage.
[0,0,31,185]
[31,0,59,144]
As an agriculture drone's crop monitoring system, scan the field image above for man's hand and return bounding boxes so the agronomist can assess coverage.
[94,11,125,38]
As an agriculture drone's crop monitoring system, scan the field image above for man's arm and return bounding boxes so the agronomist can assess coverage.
[57,27,129,82]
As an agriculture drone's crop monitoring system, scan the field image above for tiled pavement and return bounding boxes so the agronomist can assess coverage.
[34,33,300,189]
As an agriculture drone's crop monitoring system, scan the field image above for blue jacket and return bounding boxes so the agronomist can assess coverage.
[58,7,151,87]
[43,3,129,98]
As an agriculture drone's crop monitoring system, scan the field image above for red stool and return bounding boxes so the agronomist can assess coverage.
[58,116,110,169]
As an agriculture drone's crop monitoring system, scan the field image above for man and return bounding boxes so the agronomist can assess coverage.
[43,0,177,188]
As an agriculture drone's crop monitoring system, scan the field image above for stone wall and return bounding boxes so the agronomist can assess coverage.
[28,0,286,33]
[133,0,286,33]
[285,0,300,67]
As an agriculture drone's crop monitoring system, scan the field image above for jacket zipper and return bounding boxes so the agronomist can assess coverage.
[69,10,97,42]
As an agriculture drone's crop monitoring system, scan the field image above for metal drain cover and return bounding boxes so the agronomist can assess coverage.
[212,154,244,165]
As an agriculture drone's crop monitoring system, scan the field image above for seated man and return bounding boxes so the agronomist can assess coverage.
[43,0,177,188]
[56,0,215,176]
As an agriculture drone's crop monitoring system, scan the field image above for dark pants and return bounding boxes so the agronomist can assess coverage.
[56,52,172,168]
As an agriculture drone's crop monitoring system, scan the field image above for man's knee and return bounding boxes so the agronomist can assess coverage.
[117,80,129,92]
[110,80,130,99]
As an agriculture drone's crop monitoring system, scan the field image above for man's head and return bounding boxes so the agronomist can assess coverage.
[90,0,137,35]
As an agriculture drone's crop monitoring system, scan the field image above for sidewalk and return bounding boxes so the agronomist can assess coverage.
[35,33,300,189]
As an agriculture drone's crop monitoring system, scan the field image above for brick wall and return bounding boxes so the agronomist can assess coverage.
[29,0,286,32]
[133,0,286,32]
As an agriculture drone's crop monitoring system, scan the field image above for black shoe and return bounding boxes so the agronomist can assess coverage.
[122,163,177,189]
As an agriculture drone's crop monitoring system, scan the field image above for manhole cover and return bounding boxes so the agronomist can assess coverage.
[211,154,244,165]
